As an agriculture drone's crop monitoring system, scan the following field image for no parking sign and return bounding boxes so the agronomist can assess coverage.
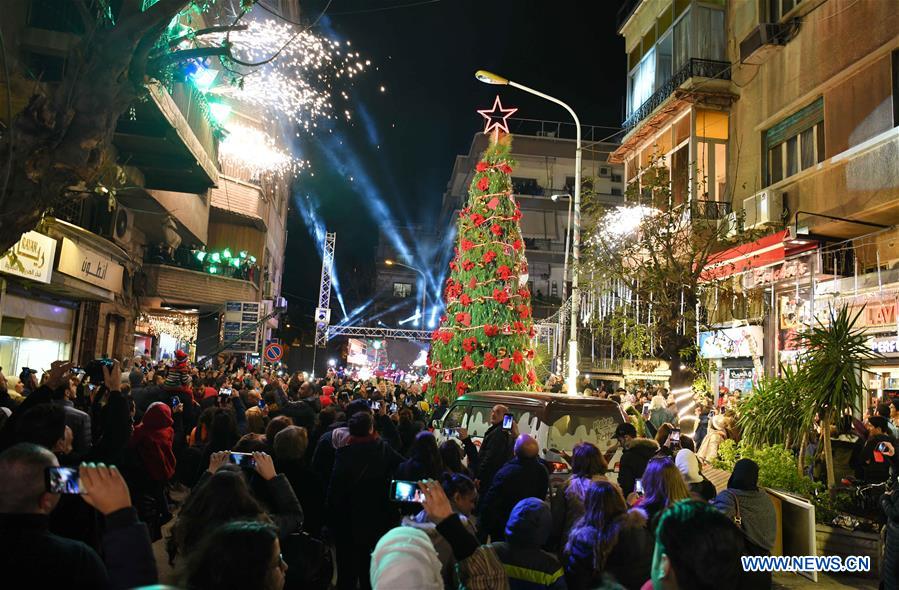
[264,342,284,363]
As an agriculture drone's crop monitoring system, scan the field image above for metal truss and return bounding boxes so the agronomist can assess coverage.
[327,325,431,341]
[314,232,337,348]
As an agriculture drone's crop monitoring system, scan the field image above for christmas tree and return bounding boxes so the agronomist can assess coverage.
[427,96,536,402]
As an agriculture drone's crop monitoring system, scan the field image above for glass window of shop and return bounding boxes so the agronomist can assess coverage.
[0,295,74,381]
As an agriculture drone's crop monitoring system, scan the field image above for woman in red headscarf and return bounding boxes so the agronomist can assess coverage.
[127,401,177,540]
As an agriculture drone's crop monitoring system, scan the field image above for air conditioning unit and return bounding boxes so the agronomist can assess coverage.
[718,211,740,239]
[743,190,783,229]
[110,206,134,247]
[740,23,788,65]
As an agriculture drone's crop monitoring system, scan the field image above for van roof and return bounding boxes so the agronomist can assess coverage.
[456,390,624,411]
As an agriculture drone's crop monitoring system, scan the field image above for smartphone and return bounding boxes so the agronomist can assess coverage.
[71,367,86,376]
[635,479,644,496]
[390,479,423,503]
[389,402,398,413]
[877,441,890,453]
[170,396,180,408]
[371,400,381,411]
[669,429,681,444]
[229,452,256,468]
[443,427,457,438]
[502,413,514,430]
[219,387,232,397]
[258,399,266,409]
[46,467,84,494]
[642,403,650,415]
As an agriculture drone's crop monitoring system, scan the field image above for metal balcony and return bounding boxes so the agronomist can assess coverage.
[691,199,733,220]
[623,58,731,132]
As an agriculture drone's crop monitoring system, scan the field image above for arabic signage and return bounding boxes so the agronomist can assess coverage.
[742,256,812,290]
[57,238,124,293]
[222,301,260,354]
[699,325,764,359]
[0,231,57,284]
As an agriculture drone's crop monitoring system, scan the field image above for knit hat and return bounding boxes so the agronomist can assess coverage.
[370,526,443,590]
[675,449,703,484]
[505,498,552,546]
[174,349,188,361]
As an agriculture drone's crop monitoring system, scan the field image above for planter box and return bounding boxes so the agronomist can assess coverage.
[815,524,881,579]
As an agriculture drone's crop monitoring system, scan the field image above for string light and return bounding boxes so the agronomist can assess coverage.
[139,312,198,343]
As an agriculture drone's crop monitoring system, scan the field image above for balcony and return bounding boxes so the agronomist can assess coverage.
[141,260,259,309]
[623,58,732,132]
[208,176,268,230]
[114,82,219,194]
[691,199,732,220]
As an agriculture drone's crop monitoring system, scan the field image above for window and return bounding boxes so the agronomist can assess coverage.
[768,0,797,22]
[695,6,726,61]
[442,405,468,429]
[764,98,825,186]
[393,283,412,298]
[629,47,656,114]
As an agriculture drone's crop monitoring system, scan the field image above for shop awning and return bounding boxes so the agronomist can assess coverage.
[700,229,817,282]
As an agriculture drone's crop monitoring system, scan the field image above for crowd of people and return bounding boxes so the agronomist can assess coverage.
[1,355,898,590]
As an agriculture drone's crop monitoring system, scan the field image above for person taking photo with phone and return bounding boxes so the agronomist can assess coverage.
[473,405,515,498]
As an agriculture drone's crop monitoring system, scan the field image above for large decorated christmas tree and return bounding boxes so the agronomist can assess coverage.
[427,96,536,402]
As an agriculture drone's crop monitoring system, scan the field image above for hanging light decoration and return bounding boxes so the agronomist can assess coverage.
[140,312,199,343]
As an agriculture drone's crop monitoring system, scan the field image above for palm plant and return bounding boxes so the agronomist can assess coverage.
[797,304,881,487]
[737,364,810,449]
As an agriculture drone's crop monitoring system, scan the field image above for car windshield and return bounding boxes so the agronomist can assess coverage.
[547,412,621,454]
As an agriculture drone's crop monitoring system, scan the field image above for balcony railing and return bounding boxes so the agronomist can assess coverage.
[144,246,261,287]
[691,199,732,220]
[623,58,731,132]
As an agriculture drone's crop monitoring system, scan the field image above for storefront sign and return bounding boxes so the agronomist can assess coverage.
[0,231,57,284]
[57,238,123,293]
[869,335,899,355]
[699,325,764,359]
[742,257,811,290]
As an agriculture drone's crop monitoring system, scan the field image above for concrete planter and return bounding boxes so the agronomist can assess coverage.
[814,523,881,579]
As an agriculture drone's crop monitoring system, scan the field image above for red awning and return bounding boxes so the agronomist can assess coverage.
[700,229,817,282]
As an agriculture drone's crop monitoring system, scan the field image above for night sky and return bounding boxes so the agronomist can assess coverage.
[282,0,627,329]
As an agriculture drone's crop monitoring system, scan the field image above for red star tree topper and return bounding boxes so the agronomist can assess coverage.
[427,110,536,403]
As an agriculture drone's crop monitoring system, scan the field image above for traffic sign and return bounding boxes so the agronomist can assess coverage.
[263,342,284,362]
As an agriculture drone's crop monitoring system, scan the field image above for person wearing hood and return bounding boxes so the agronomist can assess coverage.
[712,458,776,590]
[370,526,444,590]
[490,498,566,589]
[480,434,549,542]
[328,410,404,590]
[696,414,729,464]
[610,423,659,497]
[675,449,717,501]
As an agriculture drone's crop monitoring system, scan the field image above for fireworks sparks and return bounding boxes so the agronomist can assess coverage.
[202,18,368,130]
[218,122,306,178]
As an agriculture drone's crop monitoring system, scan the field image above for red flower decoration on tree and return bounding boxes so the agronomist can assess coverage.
[461,259,475,271]
[437,330,453,344]
[513,321,526,333]
[477,176,490,191]
[490,224,503,237]
[511,373,523,385]
[455,312,472,326]
[512,350,524,365]
[459,293,472,306]
[461,355,476,371]
[475,161,489,172]
[456,381,469,396]
[483,324,499,337]
[529,326,537,338]
[487,197,500,210]
[449,261,458,271]
[470,213,486,227]
[512,208,522,221]
[483,352,497,369]
[469,277,478,289]
[461,239,475,252]
[499,358,512,372]
[517,305,531,319]
[512,239,523,251]
[482,250,497,264]
[493,288,509,304]
[517,287,530,299]
[462,337,477,353]
[526,349,535,360]
[499,163,513,174]
[527,369,536,385]
[497,265,512,280]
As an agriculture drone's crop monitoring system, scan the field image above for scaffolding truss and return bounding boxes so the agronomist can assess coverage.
[314,232,337,348]
[327,325,431,341]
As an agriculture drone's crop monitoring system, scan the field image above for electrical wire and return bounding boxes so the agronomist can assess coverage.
[328,0,442,16]
[227,0,333,68]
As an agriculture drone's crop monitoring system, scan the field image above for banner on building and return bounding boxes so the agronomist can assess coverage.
[0,231,57,284]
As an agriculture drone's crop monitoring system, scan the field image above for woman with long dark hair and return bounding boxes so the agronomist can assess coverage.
[561,442,608,540]
[564,480,653,590]
[180,521,287,590]
[395,431,444,481]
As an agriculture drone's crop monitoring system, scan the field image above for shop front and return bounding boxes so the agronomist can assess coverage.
[698,325,764,395]
[866,334,899,401]
[621,359,672,391]
[135,312,198,361]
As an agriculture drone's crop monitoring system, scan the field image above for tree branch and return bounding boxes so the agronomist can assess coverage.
[147,46,231,74]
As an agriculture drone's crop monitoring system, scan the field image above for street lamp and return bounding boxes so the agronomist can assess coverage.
[476,69,583,396]
[551,193,572,377]
[385,259,427,328]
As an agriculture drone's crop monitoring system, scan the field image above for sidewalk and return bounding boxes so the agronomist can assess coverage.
[773,572,879,588]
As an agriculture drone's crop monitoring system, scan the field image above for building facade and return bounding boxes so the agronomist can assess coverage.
[0,0,294,378]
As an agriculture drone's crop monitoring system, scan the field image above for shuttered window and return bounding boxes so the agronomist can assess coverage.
[764,98,825,186]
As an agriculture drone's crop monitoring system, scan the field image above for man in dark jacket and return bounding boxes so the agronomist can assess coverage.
[275,380,320,431]
[52,376,92,458]
[491,497,565,589]
[327,411,404,590]
[474,404,513,495]
[480,434,549,542]
[612,422,659,497]
[0,443,157,590]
